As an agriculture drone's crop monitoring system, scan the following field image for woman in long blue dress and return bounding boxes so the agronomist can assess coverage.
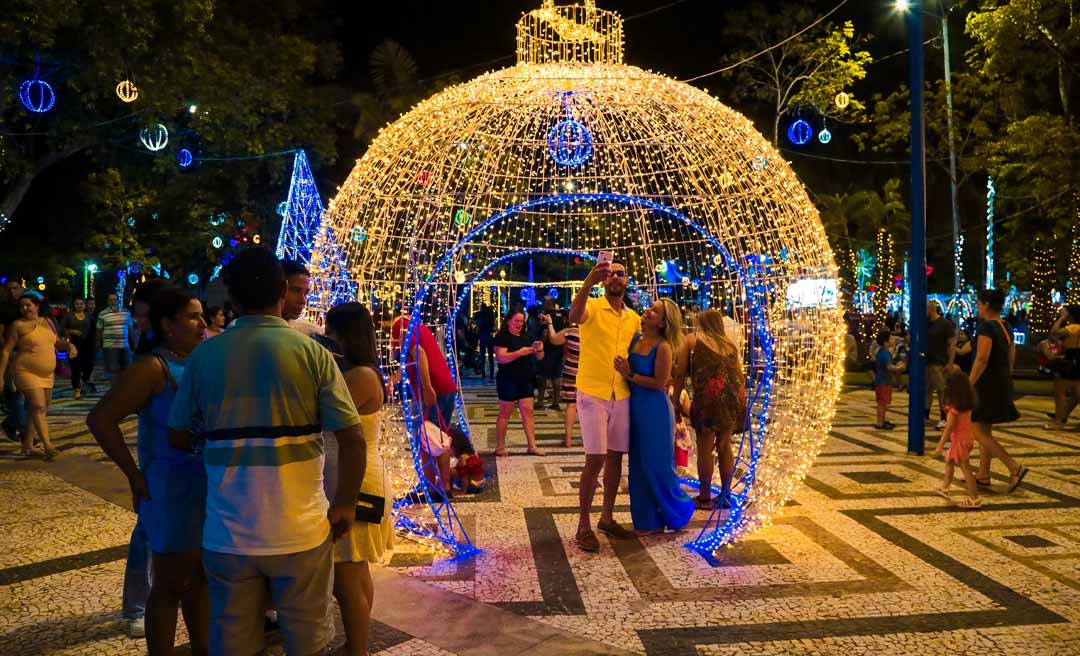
[615,298,695,533]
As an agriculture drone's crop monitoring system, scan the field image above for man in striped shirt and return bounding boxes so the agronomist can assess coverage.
[168,248,365,655]
[96,292,137,378]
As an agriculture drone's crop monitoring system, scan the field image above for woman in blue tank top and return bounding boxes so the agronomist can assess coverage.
[89,287,209,655]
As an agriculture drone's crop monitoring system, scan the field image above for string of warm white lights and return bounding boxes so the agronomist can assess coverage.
[312,0,844,556]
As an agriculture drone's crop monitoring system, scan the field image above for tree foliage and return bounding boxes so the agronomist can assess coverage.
[720,3,872,144]
[0,0,342,282]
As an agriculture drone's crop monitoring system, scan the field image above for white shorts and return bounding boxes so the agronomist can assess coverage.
[576,391,630,455]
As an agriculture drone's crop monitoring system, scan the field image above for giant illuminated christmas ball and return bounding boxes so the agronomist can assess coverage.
[316,0,844,553]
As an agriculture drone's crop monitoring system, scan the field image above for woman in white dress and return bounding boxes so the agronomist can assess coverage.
[323,302,393,656]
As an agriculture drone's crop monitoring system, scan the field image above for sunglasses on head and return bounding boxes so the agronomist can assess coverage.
[609,270,627,278]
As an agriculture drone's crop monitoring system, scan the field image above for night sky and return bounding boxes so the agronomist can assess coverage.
[8,1,965,282]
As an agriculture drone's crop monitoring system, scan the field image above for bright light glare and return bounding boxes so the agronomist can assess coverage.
[895,0,911,12]
[188,104,198,114]
[86,263,98,273]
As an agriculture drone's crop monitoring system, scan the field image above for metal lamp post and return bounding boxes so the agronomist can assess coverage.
[902,0,929,455]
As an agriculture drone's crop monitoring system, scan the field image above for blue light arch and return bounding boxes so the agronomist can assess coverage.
[398,192,777,558]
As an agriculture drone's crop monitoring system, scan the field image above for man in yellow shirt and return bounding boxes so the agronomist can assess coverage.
[568,260,641,552]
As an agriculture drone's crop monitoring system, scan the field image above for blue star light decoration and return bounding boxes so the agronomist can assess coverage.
[547,119,593,167]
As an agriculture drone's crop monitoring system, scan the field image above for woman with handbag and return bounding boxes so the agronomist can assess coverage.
[969,288,1028,492]
[672,309,747,510]
[321,302,393,656]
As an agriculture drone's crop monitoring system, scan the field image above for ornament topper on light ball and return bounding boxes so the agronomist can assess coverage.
[312,0,843,557]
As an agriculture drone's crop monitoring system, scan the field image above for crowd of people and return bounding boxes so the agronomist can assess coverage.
[79,252,391,655]
[8,246,1065,649]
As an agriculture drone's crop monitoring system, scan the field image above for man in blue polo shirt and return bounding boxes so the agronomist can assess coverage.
[169,248,365,655]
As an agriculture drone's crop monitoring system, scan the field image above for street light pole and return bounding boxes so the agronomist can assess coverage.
[941,3,963,295]
[907,0,928,455]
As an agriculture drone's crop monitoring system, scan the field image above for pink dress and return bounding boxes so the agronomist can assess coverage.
[945,406,973,464]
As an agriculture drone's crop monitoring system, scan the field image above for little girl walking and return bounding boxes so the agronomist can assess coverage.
[934,369,981,509]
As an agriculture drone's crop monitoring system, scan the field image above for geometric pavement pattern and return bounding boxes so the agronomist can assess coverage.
[1,373,1079,655]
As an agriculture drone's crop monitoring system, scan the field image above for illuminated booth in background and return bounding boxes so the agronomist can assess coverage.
[311,0,844,558]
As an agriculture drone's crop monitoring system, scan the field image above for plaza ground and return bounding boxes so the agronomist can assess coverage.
[1,378,1079,655]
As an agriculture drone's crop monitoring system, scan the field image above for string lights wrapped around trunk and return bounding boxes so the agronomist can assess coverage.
[312,0,844,557]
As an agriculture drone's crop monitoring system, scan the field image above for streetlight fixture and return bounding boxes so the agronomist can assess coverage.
[895,0,911,11]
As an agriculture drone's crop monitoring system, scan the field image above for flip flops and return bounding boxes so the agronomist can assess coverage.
[1007,466,1029,494]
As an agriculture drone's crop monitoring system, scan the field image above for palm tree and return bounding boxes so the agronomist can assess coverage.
[352,40,424,147]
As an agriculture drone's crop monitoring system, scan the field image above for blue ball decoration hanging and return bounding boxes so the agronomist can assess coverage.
[787,119,813,146]
[177,149,193,168]
[547,119,594,167]
[139,123,169,151]
[18,77,55,113]
[212,236,223,249]
[187,273,199,286]
[818,127,832,144]
[351,225,367,243]
[127,216,136,227]
[276,201,288,216]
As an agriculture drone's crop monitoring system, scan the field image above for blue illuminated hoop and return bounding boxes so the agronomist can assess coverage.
[547,119,594,167]
[177,149,194,168]
[787,119,813,146]
[400,193,776,558]
[18,77,56,113]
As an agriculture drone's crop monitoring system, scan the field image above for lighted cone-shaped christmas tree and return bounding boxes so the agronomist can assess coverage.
[275,150,324,266]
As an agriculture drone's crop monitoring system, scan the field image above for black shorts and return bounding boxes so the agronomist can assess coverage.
[496,374,534,402]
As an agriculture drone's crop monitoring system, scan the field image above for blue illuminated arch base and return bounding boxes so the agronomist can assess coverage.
[399,193,776,559]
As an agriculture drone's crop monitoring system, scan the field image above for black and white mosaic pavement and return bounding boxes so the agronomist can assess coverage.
[2,377,1078,655]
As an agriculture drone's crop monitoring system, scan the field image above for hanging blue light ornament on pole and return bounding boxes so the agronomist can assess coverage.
[547,93,593,167]
[139,123,169,151]
[787,118,813,146]
[818,119,832,144]
[177,148,193,168]
[18,71,56,113]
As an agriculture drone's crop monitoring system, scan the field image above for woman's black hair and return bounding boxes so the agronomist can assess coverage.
[497,309,526,338]
[944,370,976,413]
[18,293,41,305]
[978,288,1006,314]
[149,287,197,349]
[203,305,223,324]
[1066,305,1080,324]
[326,302,386,402]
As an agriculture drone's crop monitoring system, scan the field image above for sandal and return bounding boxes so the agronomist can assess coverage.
[957,496,982,510]
[494,448,509,457]
[694,496,714,510]
[975,476,992,488]
[18,447,44,458]
[526,448,547,457]
[1007,466,1029,494]
[43,448,60,462]
[934,488,950,500]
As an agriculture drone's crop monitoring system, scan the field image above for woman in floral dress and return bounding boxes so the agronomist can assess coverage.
[672,309,747,509]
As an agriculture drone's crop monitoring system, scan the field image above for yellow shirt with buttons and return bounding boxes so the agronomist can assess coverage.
[576,295,641,401]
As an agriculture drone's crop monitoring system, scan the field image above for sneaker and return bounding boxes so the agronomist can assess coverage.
[596,519,634,540]
[883,421,896,430]
[126,617,145,638]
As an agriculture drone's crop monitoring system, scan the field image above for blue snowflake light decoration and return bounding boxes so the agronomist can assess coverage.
[787,119,813,146]
[547,119,594,167]
[18,76,55,113]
